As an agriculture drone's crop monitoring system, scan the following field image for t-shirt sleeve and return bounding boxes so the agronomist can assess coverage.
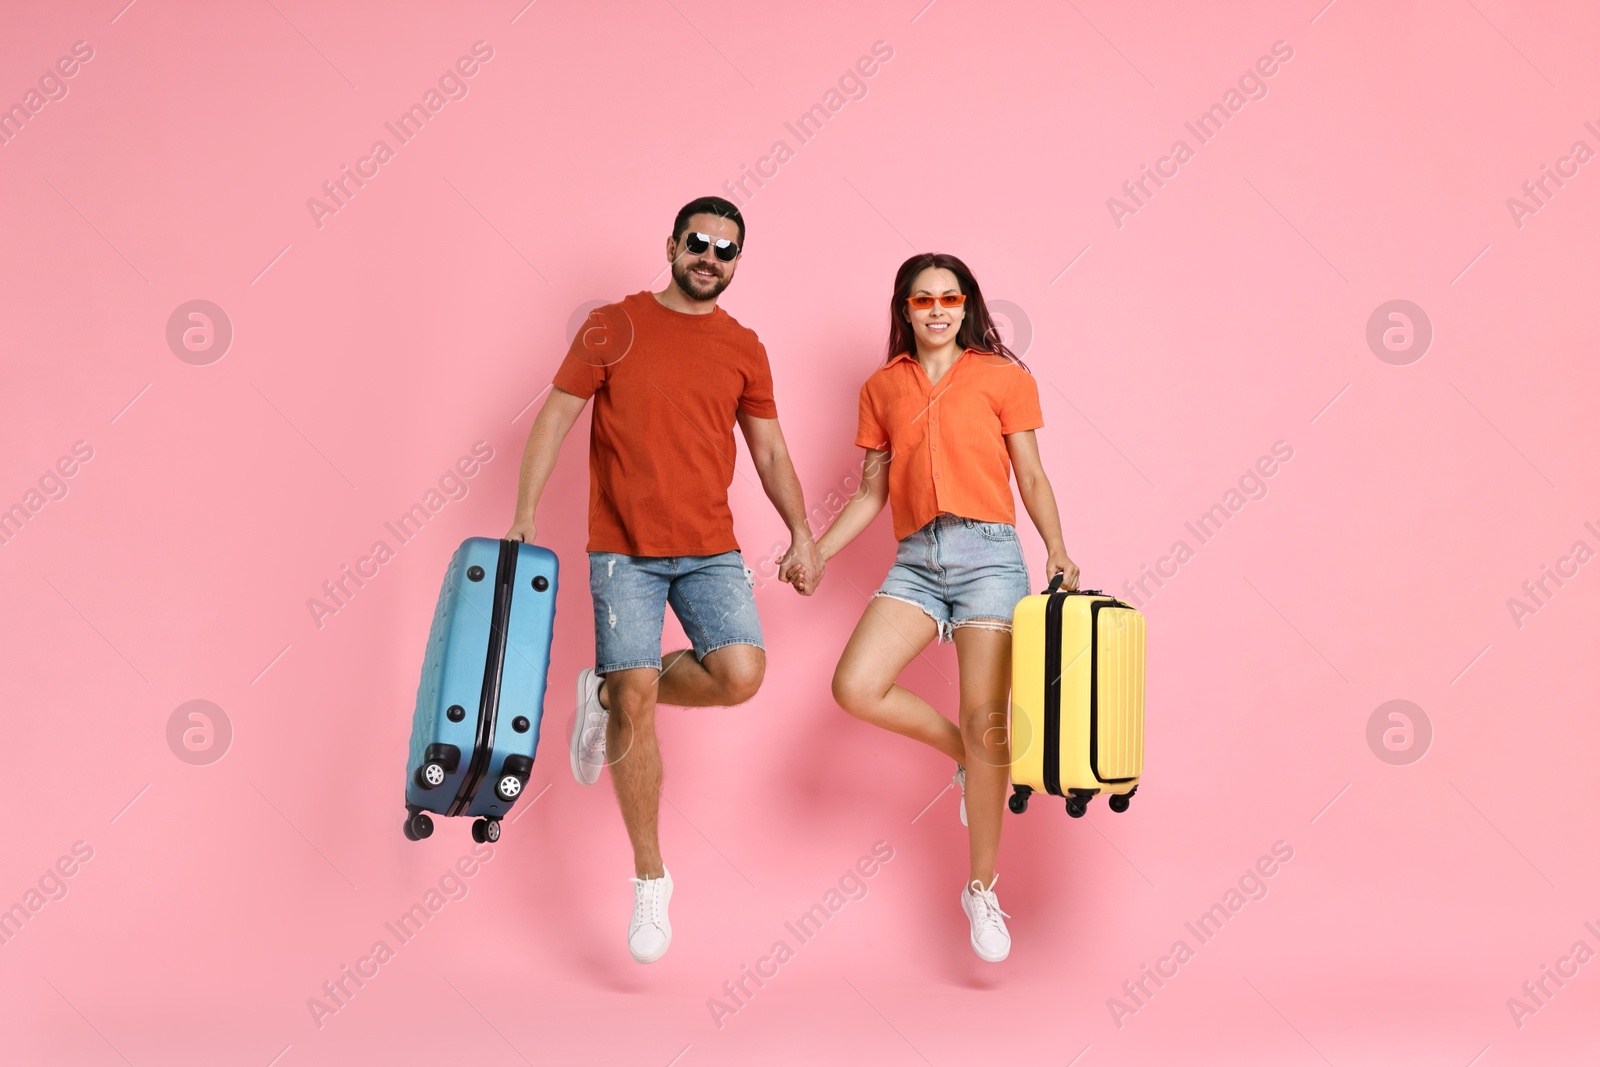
[999,369,1045,434]
[738,338,779,419]
[855,381,888,450]
[550,304,623,399]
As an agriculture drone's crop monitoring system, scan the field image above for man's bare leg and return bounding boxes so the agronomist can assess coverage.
[603,666,665,879]
[598,644,765,711]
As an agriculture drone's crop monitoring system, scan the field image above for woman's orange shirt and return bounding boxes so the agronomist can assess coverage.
[855,348,1044,541]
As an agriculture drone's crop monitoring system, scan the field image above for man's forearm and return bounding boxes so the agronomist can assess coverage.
[512,406,568,521]
[754,452,813,540]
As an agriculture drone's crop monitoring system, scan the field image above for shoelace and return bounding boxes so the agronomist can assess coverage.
[581,713,607,755]
[967,876,1011,931]
[631,875,665,928]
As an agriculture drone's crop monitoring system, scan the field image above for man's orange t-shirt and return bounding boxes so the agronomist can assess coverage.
[856,348,1044,541]
[551,291,778,557]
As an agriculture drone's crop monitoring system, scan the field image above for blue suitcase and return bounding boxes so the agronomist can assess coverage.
[402,537,558,843]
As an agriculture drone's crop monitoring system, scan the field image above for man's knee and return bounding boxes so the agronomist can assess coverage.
[708,646,765,705]
[605,670,659,719]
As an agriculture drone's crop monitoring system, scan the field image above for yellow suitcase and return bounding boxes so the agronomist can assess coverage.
[1009,575,1145,817]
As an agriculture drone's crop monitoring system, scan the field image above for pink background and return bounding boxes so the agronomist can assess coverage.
[3,0,1597,1063]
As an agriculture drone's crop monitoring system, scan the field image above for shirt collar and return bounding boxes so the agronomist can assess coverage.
[887,347,975,367]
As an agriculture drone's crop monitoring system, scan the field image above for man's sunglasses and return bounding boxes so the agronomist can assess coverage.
[682,231,741,261]
[905,293,967,310]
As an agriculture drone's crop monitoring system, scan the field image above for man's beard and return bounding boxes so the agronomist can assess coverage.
[672,259,730,301]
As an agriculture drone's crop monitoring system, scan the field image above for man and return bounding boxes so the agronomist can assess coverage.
[506,196,823,963]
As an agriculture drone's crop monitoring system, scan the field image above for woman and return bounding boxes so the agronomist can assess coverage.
[788,253,1078,962]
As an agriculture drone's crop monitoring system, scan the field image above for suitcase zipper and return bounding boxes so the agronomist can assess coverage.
[1042,589,1065,797]
[448,539,519,816]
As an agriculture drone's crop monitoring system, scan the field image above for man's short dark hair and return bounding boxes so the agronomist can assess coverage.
[672,196,745,248]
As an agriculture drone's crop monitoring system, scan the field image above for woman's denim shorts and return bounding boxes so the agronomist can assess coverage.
[872,513,1033,643]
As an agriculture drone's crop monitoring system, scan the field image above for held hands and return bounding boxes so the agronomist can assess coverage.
[780,541,1077,597]
[778,536,826,596]
[1046,548,1080,591]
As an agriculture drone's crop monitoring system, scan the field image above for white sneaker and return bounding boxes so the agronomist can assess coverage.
[961,874,1012,963]
[570,668,608,786]
[628,867,673,964]
[954,765,967,826]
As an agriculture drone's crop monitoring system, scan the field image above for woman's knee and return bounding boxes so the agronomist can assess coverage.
[960,701,1009,755]
[831,667,880,719]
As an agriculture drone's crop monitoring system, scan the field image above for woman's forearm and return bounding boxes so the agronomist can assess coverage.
[817,485,886,562]
[1017,470,1068,553]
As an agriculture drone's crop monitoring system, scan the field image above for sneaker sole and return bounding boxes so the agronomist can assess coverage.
[962,897,1010,963]
[969,933,1009,963]
[629,932,672,965]
[570,670,602,786]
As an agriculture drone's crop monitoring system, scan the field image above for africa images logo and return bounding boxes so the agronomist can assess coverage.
[1106,40,1295,228]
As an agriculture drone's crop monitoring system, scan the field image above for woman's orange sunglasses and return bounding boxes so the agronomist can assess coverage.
[905,293,967,310]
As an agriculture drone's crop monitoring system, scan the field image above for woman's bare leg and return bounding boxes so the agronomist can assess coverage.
[952,624,1012,886]
[831,596,962,763]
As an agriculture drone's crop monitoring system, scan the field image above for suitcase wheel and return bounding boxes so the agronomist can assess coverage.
[1108,793,1131,813]
[415,761,448,790]
[1065,797,1089,818]
[472,818,502,844]
[1007,788,1031,814]
[494,773,524,802]
[403,811,434,840]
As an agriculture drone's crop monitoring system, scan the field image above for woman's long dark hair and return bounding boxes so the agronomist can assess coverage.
[884,252,1027,370]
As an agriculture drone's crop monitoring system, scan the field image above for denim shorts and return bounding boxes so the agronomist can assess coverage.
[873,513,1033,644]
[588,550,764,674]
